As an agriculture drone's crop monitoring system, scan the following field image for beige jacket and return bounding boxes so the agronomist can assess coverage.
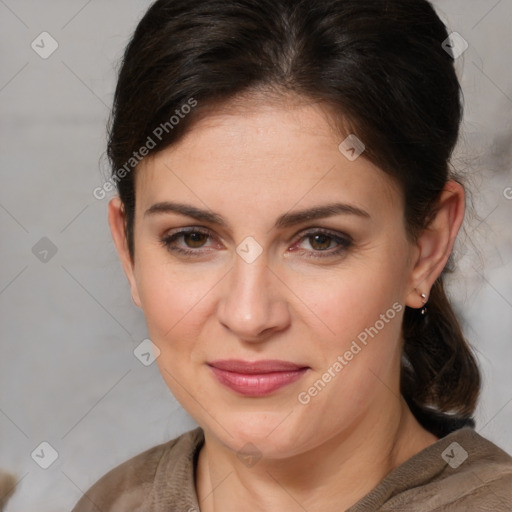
[72,426,512,511]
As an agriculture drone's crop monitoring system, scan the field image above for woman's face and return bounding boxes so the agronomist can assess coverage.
[120,99,421,458]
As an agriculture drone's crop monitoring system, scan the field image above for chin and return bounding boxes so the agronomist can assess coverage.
[205,411,306,459]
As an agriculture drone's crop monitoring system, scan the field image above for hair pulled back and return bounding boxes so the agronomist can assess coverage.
[108,0,480,433]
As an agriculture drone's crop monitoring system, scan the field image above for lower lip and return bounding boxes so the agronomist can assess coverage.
[209,366,308,396]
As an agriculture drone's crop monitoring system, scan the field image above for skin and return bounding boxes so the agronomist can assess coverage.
[109,96,465,512]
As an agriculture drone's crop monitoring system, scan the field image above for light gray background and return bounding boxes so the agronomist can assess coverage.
[0,1,511,510]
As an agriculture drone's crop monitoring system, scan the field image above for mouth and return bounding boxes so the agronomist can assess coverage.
[207,359,309,397]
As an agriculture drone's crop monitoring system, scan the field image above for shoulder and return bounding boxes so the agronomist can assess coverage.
[382,427,512,511]
[71,427,204,512]
[437,428,512,510]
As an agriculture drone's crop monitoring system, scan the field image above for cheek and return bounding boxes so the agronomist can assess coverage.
[135,262,216,405]
[293,245,408,414]
[303,254,407,346]
[298,277,404,417]
[134,256,216,351]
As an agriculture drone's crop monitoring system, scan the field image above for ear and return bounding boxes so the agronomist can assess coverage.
[405,180,465,309]
[108,197,141,308]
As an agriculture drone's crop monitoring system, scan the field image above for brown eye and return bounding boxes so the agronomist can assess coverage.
[308,233,335,251]
[291,229,353,259]
[183,231,209,248]
[161,228,216,256]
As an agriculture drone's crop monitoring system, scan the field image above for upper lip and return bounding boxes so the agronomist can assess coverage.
[208,359,308,374]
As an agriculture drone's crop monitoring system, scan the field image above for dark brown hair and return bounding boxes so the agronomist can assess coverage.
[107,0,480,434]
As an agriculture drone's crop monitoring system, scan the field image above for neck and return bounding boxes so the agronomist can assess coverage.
[195,398,438,512]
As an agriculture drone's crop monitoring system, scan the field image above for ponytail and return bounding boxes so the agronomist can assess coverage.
[401,275,481,433]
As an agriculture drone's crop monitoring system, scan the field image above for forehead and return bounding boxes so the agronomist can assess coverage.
[135,100,402,221]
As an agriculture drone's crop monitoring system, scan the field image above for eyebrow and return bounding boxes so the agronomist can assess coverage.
[144,201,370,229]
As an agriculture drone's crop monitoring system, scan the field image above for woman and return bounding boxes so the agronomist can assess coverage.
[73,0,512,510]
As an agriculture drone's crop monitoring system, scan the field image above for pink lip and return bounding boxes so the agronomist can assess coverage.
[208,359,309,396]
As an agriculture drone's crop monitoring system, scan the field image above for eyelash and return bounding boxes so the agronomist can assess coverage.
[160,227,353,259]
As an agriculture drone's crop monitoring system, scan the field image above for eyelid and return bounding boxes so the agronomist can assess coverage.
[160,226,220,253]
[289,228,353,258]
[293,227,353,243]
[161,226,352,244]
[161,225,353,259]
[162,226,213,238]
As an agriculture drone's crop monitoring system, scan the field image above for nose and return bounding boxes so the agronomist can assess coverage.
[216,255,291,342]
